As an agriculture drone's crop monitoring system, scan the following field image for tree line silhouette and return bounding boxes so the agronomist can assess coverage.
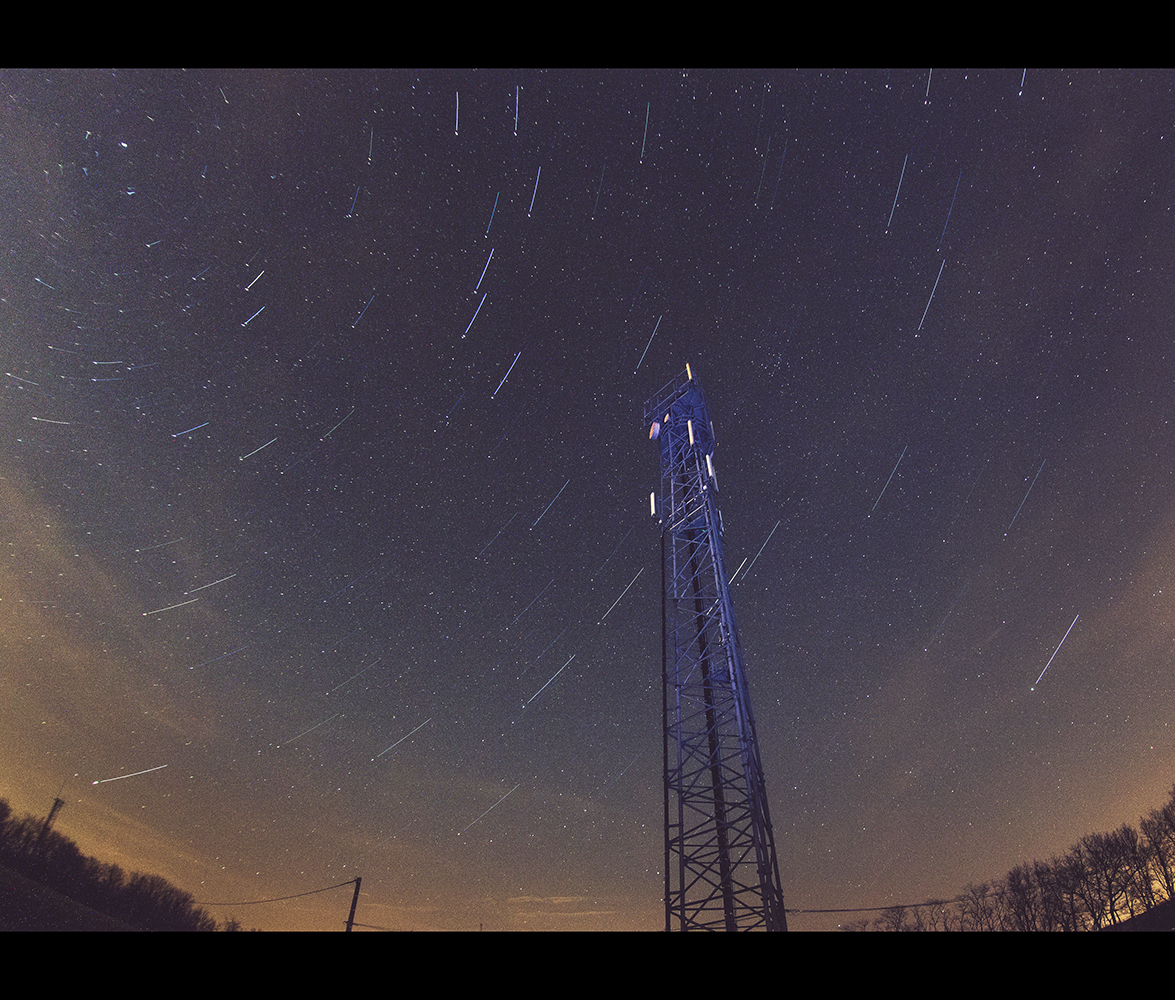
[840,782,1175,931]
[0,796,241,931]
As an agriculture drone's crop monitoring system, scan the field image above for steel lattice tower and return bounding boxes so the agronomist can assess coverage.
[644,365,787,932]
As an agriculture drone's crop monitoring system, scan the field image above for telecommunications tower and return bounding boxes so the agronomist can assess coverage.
[645,364,787,932]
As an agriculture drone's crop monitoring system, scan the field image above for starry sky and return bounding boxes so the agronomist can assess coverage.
[2,68,1174,931]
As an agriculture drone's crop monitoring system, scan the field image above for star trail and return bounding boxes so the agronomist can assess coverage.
[2,69,1174,931]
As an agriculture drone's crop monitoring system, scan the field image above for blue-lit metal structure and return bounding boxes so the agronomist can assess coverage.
[645,365,787,932]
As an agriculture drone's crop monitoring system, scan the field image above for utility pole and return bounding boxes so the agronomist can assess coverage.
[345,877,361,932]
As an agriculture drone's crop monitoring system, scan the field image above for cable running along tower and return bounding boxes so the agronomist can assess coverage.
[645,365,787,931]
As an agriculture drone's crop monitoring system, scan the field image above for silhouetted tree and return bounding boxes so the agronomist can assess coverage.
[1080,826,1137,926]
[1116,822,1157,914]
[874,905,911,932]
[1002,863,1041,931]
[123,871,217,931]
[919,899,952,932]
[0,812,46,865]
[1141,786,1175,903]
[940,898,965,931]
[1031,858,1067,932]
[959,882,997,931]
[908,904,930,932]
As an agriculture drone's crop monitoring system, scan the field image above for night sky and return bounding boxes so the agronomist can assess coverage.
[2,68,1174,931]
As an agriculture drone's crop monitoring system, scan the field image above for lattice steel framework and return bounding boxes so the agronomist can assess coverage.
[644,365,787,932]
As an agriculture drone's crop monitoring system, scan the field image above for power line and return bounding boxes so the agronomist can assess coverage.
[788,897,962,915]
[787,886,1010,916]
[194,877,358,907]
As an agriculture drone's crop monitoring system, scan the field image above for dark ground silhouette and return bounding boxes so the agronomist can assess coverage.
[0,862,140,931]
